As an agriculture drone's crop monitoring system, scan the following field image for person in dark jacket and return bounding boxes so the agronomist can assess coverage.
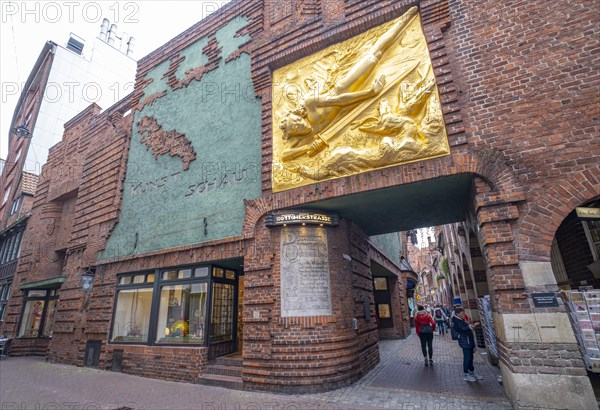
[452,307,483,382]
[433,305,448,335]
[415,305,436,366]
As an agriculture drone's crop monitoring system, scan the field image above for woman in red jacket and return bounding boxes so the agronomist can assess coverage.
[415,305,436,366]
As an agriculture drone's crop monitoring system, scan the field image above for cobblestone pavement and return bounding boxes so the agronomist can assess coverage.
[304,332,511,410]
[0,332,511,410]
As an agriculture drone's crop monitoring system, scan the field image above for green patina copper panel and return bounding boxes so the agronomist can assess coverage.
[100,17,260,260]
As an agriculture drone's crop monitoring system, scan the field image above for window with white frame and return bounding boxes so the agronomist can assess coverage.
[9,195,22,215]
[0,282,12,321]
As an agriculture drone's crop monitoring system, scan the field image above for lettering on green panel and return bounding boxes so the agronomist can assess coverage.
[100,17,261,260]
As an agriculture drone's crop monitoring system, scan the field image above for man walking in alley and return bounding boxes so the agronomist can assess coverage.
[433,305,447,335]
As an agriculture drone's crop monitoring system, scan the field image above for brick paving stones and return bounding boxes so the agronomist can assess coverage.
[0,331,511,410]
[302,332,511,410]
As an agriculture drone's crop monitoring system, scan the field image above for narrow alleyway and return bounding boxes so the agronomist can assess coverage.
[305,332,510,409]
[0,332,511,409]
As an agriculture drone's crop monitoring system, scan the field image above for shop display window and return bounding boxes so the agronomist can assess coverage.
[377,304,391,319]
[18,289,59,338]
[156,283,207,344]
[374,277,388,290]
[112,288,153,342]
[110,264,236,348]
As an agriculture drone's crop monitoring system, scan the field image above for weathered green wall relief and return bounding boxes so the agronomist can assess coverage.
[100,17,261,260]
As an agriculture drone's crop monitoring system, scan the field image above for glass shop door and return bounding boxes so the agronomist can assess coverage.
[208,266,238,360]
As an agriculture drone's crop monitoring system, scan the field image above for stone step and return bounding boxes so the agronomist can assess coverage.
[205,364,242,377]
[197,373,243,390]
[9,345,47,357]
[214,356,243,367]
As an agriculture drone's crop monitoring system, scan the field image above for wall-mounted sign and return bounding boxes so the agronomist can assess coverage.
[266,211,339,227]
[576,207,600,221]
[280,227,332,317]
[532,292,559,308]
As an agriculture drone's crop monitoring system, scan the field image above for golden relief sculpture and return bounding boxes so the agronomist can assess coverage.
[272,7,450,192]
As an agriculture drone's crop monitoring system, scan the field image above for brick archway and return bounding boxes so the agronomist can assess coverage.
[517,164,600,262]
[242,149,525,236]
[242,196,273,240]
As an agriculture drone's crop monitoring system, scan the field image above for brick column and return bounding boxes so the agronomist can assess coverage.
[242,217,379,392]
[474,184,596,408]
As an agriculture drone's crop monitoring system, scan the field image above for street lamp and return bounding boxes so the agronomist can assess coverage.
[12,124,31,138]
[81,268,96,291]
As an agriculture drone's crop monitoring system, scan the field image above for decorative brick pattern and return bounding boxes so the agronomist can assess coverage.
[3,98,133,364]
[137,116,196,171]
[3,0,598,400]
[132,0,263,114]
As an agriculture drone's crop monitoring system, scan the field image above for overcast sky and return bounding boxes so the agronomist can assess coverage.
[0,0,232,160]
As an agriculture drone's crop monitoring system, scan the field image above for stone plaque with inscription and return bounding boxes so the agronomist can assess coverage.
[280,226,332,317]
[532,292,559,308]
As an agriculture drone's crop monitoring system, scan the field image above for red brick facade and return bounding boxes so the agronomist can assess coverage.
[3,0,599,406]
[4,99,133,359]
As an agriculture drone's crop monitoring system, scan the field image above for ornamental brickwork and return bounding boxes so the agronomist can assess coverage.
[3,1,598,407]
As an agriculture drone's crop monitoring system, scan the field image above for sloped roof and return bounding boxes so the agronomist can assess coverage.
[21,172,39,195]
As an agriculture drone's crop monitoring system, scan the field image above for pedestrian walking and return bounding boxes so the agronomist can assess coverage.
[443,305,452,328]
[414,305,436,366]
[433,305,447,335]
[443,305,451,316]
[452,307,483,382]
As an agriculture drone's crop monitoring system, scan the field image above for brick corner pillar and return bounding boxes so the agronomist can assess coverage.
[476,197,596,408]
[496,260,597,409]
[242,212,379,392]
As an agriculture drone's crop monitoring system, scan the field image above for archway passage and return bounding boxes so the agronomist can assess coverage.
[550,199,600,400]
[326,174,510,403]
[242,165,597,407]
[297,173,472,234]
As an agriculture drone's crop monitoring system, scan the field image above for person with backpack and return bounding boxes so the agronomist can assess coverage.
[452,307,483,382]
[414,305,436,366]
[433,305,447,335]
[443,305,452,327]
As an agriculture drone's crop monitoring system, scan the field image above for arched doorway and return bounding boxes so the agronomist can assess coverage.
[550,199,600,399]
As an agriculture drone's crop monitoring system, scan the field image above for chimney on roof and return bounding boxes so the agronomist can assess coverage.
[120,32,129,54]
[99,19,134,58]
[107,24,117,46]
[126,37,135,57]
[99,18,109,41]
